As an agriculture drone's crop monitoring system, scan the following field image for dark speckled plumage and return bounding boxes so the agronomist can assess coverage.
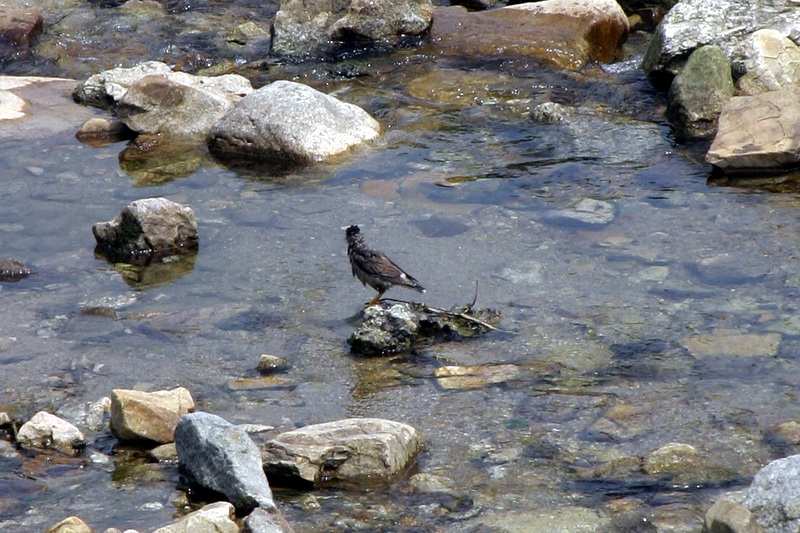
[345,225,425,305]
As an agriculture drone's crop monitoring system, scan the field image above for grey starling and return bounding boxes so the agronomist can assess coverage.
[345,225,425,305]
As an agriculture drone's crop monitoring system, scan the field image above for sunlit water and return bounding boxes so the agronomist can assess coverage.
[2,6,800,532]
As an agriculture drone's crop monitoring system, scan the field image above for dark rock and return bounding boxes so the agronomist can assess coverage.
[175,412,276,512]
[666,45,733,141]
[0,8,43,60]
[92,197,199,264]
[263,418,421,487]
[0,257,32,282]
[348,301,500,356]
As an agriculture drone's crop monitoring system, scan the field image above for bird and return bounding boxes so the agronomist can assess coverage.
[345,225,425,306]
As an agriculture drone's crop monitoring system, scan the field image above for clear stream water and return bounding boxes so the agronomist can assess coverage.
[2,4,800,532]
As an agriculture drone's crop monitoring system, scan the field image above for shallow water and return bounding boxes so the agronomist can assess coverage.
[1,8,800,532]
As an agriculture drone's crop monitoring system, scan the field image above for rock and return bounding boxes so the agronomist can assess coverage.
[271,0,433,57]
[118,135,212,186]
[642,0,800,84]
[263,417,421,487]
[257,354,291,373]
[0,7,43,59]
[434,364,521,390]
[704,492,763,533]
[75,116,134,145]
[0,257,32,281]
[706,87,800,175]
[73,61,252,111]
[643,442,703,475]
[349,303,420,355]
[768,421,800,447]
[149,442,178,463]
[174,412,276,512]
[666,45,733,141]
[681,329,782,358]
[743,454,800,532]
[0,77,97,139]
[532,102,573,124]
[243,507,297,533]
[109,387,195,444]
[348,301,500,356]
[737,29,800,95]
[207,80,380,164]
[115,74,245,141]
[17,411,86,455]
[44,516,93,533]
[545,197,616,227]
[151,502,238,533]
[92,197,199,264]
[428,0,629,70]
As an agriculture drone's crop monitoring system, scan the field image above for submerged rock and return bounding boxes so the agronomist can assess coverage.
[263,418,421,487]
[92,197,199,264]
[0,257,32,282]
[428,0,629,70]
[175,412,276,512]
[348,301,500,356]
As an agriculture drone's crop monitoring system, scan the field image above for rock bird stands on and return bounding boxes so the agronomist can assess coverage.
[345,225,425,306]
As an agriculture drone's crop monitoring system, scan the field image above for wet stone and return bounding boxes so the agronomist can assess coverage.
[44,516,92,533]
[544,198,616,227]
[257,354,291,374]
[681,329,782,358]
[643,442,704,476]
[434,364,520,390]
[0,257,32,282]
[151,501,238,533]
[92,197,199,264]
[348,302,500,356]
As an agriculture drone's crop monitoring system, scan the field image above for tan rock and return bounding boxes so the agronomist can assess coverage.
[110,387,194,444]
[264,418,420,485]
[434,364,520,390]
[737,29,800,96]
[428,0,628,70]
[643,442,703,475]
[707,87,800,174]
[704,492,763,533]
[152,502,237,533]
[45,516,93,533]
[681,329,782,357]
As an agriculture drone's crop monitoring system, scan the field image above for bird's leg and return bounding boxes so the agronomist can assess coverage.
[367,291,384,306]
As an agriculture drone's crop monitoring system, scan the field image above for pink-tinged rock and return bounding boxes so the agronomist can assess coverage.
[427,0,628,70]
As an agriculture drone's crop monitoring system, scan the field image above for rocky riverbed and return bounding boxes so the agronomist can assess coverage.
[4,0,800,532]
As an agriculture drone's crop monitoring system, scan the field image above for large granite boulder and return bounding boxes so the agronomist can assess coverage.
[271,0,433,57]
[706,87,800,175]
[92,197,199,264]
[642,0,800,85]
[208,80,380,164]
[427,0,629,70]
[263,418,421,487]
